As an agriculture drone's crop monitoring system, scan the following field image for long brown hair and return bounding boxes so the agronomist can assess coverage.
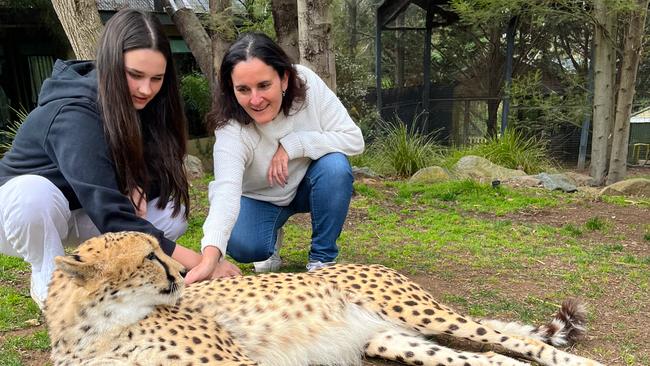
[96,8,189,218]
[206,32,306,131]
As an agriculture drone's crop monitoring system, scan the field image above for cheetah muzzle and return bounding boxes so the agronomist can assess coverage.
[44,232,606,366]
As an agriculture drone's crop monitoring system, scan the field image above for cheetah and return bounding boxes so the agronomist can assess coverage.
[44,232,605,366]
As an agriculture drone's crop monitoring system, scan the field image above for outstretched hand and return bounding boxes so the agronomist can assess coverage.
[210,260,242,278]
[184,246,241,284]
[267,144,289,187]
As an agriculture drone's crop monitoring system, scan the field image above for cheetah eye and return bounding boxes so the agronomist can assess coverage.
[146,252,156,261]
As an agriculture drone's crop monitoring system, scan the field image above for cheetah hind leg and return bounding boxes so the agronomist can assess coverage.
[311,265,602,366]
[364,328,530,366]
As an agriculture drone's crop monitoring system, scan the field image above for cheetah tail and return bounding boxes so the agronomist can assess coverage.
[534,298,587,346]
[477,299,587,347]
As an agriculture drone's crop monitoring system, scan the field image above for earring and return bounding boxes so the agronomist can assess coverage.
[282,90,286,97]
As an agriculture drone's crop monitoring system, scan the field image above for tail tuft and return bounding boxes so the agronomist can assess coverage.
[478,299,588,347]
[535,299,587,346]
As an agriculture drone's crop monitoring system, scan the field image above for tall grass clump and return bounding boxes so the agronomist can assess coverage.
[369,119,443,177]
[0,108,28,157]
[473,129,554,174]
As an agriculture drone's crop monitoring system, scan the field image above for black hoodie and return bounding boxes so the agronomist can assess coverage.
[0,60,176,255]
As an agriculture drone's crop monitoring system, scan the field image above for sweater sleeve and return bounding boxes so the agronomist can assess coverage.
[279,65,365,160]
[43,103,176,255]
[200,124,252,256]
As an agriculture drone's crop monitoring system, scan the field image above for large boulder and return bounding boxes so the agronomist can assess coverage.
[184,154,205,180]
[352,166,380,180]
[563,171,596,187]
[535,173,577,193]
[409,166,451,184]
[452,155,526,183]
[599,178,650,197]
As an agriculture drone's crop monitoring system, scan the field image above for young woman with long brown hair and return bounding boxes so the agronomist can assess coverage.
[0,8,227,308]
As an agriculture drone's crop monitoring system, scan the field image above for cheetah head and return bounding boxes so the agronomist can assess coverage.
[46,232,186,328]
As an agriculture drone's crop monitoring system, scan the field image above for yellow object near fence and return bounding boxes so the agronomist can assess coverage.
[632,143,649,164]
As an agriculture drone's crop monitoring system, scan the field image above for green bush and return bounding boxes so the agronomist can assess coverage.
[439,129,554,174]
[369,120,443,177]
[0,108,28,157]
[472,129,554,174]
[180,73,211,137]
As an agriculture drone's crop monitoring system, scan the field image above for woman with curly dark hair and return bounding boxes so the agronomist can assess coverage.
[191,32,364,280]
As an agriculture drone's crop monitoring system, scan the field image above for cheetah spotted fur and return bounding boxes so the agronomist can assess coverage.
[44,232,605,366]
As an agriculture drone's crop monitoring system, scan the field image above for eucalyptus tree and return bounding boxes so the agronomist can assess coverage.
[50,0,102,60]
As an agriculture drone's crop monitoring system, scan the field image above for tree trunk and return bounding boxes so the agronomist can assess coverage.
[606,0,649,184]
[297,0,336,90]
[272,0,300,62]
[347,0,358,52]
[210,0,231,91]
[51,0,103,60]
[486,99,499,137]
[163,0,214,91]
[590,0,616,185]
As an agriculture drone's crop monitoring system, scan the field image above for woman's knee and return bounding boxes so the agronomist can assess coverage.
[1,175,70,228]
[227,231,273,263]
[312,153,353,187]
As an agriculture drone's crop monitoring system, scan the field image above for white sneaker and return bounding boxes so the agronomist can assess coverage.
[306,260,336,272]
[253,229,284,273]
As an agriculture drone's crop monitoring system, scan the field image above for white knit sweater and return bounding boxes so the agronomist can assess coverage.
[201,65,365,255]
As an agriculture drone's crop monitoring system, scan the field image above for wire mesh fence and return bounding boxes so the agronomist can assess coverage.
[365,87,594,165]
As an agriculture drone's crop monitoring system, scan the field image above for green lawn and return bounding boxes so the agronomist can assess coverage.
[1,177,649,365]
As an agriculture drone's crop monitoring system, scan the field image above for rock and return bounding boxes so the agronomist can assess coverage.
[564,172,596,187]
[502,175,543,188]
[184,154,205,180]
[599,178,650,197]
[409,166,451,184]
[352,166,379,180]
[535,173,577,193]
[452,155,526,183]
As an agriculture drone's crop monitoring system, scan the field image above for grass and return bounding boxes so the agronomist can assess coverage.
[0,176,648,365]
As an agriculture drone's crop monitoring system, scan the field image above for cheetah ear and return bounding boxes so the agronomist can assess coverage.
[55,254,98,284]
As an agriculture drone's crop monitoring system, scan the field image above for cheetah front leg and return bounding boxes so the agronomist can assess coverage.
[364,328,530,366]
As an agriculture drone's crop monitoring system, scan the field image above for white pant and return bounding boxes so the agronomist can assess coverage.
[0,175,187,305]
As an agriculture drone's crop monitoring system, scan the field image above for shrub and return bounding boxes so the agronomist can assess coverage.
[180,73,211,137]
[0,108,28,157]
[472,129,555,174]
[370,119,443,177]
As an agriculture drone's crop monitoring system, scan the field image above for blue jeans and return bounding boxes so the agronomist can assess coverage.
[227,153,353,264]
